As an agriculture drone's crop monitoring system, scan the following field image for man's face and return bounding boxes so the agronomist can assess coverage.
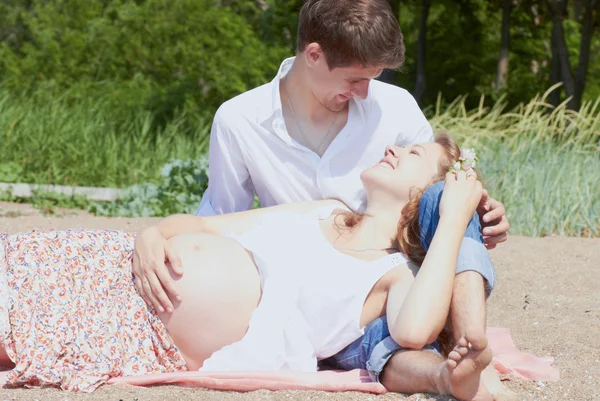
[303,45,384,112]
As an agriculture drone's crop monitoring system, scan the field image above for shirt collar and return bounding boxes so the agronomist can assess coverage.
[259,56,369,130]
[257,57,294,123]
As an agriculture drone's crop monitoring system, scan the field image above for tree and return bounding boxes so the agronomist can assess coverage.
[546,0,598,110]
[495,0,513,91]
[413,0,430,103]
[548,0,576,108]
[573,0,598,110]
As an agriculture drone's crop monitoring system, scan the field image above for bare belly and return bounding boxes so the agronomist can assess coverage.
[156,232,262,370]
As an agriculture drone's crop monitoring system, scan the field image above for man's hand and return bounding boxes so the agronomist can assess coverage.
[477,189,510,250]
[133,227,183,313]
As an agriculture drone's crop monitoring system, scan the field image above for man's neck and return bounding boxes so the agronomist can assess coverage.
[283,59,343,124]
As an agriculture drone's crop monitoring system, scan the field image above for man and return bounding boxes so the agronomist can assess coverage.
[133,0,508,399]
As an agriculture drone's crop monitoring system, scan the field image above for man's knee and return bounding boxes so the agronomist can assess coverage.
[419,182,497,295]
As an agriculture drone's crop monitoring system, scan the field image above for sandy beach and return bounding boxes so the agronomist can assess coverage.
[0,202,598,400]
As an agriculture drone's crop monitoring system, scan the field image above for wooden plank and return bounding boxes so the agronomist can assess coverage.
[0,183,122,202]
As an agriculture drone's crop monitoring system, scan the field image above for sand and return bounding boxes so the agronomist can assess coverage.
[0,201,598,401]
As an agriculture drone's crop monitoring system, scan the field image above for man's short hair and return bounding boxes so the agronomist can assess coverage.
[296,0,405,70]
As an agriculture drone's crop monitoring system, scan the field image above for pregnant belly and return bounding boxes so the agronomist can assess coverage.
[156,232,262,370]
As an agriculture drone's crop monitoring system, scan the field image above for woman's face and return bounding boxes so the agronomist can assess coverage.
[361,142,446,202]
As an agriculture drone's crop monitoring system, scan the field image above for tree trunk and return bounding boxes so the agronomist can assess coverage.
[573,0,597,110]
[574,0,584,20]
[549,22,562,107]
[413,0,430,103]
[495,0,512,91]
[548,0,576,109]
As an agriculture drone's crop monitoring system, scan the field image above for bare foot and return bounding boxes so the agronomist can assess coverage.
[442,337,494,401]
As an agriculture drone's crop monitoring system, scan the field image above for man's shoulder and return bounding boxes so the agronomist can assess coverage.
[365,80,434,144]
[368,80,422,111]
[214,82,273,125]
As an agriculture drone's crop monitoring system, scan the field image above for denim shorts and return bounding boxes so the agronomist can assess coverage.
[319,316,441,382]
[321,181,496,382]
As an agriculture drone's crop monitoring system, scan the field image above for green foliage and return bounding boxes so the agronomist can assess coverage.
[393,0,600,109]
[0,0,598,238]
[429,94,600,237]
[0,188,93,216]
[0,162,23,183]
[89,157,210,217]
[0,0,290,122]
[0,87,210,187]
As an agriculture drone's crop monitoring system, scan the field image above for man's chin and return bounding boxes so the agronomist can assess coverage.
[325,99,349,113]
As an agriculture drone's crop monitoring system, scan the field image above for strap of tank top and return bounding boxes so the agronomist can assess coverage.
[382,252,411,268]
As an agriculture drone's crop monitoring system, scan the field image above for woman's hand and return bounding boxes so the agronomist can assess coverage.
[132,226,183,313]
[439,169,483,228]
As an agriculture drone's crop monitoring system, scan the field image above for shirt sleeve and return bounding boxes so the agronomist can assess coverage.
[393,92,435,146]
[195,108,255,216]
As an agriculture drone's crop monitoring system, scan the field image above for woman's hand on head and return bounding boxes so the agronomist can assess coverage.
[133,226,183,313]
[439,169,483,228]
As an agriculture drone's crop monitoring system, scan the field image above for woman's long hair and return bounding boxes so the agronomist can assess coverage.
[334,132,469,355]
[394,133,461,265]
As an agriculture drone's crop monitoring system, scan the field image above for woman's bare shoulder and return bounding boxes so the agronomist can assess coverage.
[260,199,348,216]
[385,261,419,286]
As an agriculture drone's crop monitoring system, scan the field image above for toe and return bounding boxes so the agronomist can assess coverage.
[466,329,488,350]
[457,337,469,347]
[448,350,462,362]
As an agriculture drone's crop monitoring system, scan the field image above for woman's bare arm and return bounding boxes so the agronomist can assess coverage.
[133,198,344,312]
[385,215,463,349]
[152,198,344,239]
[385,171,483,349]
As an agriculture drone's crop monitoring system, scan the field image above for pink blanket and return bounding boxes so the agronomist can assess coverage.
[107,327,559,393]
[488,327,559,382]
[0,327,558,393]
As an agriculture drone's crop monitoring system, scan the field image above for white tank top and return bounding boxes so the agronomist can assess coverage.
[199,205,410,372]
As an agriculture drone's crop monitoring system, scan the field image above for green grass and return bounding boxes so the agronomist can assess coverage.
[1,84,598,237]
[429,88,600,237]
[0,87,210,187]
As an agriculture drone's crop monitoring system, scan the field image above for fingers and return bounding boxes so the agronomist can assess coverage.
[483,232,508,247]
[482,214,510,237]
[140,275,164,312]
[155,266,182,307]
[132,251,151,307]
[146,273,174,313]
[165,246,184,276]
[134,276,151,306]
[447,169,477,182]
[482,198,506,224]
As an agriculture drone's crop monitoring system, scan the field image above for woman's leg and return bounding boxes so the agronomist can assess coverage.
[156,232,262,370]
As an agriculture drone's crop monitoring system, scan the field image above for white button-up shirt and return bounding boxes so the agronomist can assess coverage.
[196,57,434,216]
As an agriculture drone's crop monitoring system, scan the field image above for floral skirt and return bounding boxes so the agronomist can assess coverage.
[0,228,188,392]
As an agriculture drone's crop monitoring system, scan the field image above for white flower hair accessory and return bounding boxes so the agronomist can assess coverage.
[448,147,479,176]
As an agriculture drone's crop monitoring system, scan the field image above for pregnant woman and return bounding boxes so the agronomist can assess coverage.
[0,134,488,400]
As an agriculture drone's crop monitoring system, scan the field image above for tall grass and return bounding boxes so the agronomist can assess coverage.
[0,87,210,187]
[430,87,600,237]
[1,84,598,237]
